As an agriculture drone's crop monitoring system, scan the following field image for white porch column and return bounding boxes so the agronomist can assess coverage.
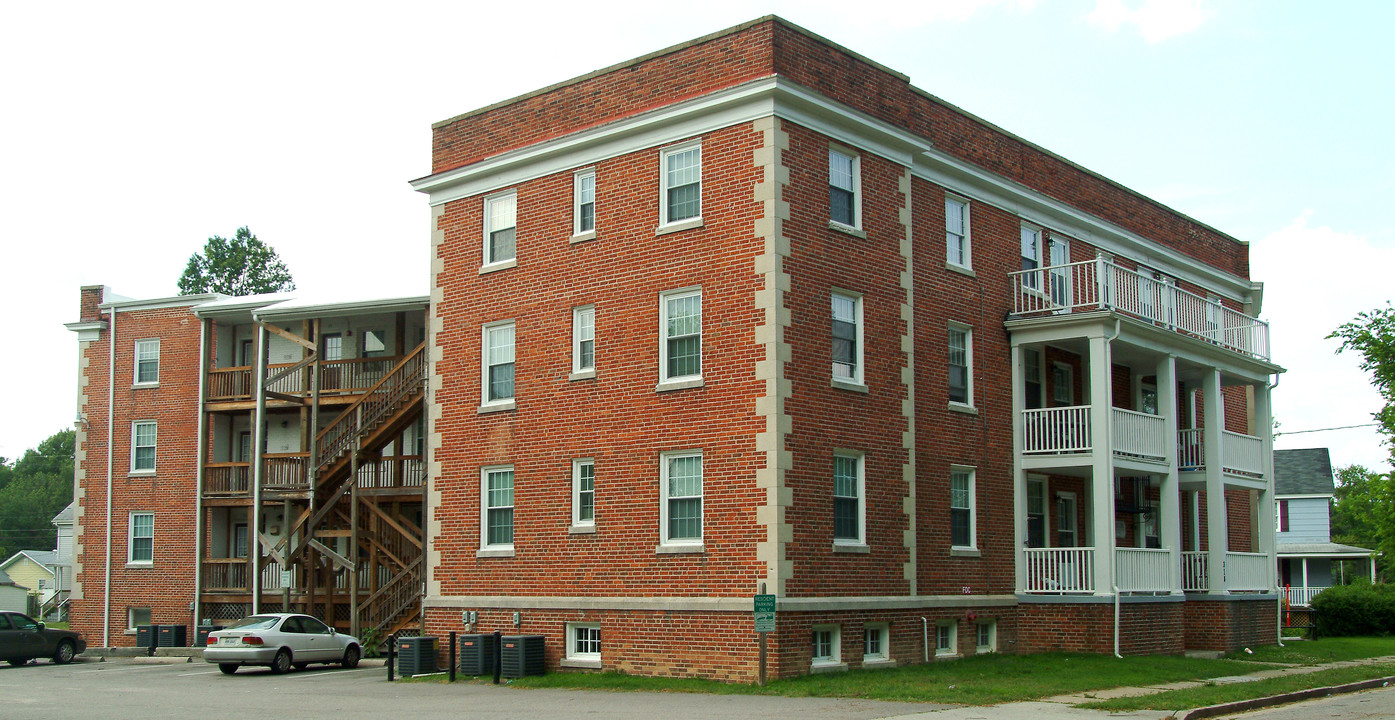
[1011,342,1027,593]
[1088,333,1115,595]
[1301,558,1309,589]
[1203,369,1227,594]
[1371,557,1378,583]
[1256,382,1277,589]
[1157,354,1181,592]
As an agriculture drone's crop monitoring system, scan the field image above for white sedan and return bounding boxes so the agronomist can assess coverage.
[204,613,361,675]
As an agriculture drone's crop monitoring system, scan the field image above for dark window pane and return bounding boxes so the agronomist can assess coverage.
[667,336,700,378]
[830,186,854,225]
[489,362,514,401]
[490,227,516,263]
[834,497,858,540]
[951,508,970,547]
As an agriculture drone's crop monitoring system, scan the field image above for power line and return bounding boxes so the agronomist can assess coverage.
[1282,423,1381,435]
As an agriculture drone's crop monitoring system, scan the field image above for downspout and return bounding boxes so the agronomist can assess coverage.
[1269,372,1283,647]
[921,617,928,663]
[103,307,116,649]
[250,323,268,612]
[1113,584,1122,658]
[192,318,208,629]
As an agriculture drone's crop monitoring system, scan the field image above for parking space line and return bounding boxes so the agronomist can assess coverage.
[177,669,222,676]
[291,668,377,679]
[73,664,181,675]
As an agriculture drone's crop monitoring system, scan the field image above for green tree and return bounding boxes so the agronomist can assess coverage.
[1330,464,1393,582]
[0,429,75,558]
[1330,304,1395,442]
[177,226,295,296]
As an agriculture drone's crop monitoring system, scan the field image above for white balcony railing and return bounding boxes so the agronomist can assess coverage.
[1178,429,1204,470]
[1112,408,1166,461]
[1182,551,1209,592]
[1115,548,1172,592]
[1023,406,1092,454]
[1225,552,1271,591]
[1283,586,1328,607]
[1010,258,1271,361]
[1174,429,1264,477]
[1024,547,1095,593]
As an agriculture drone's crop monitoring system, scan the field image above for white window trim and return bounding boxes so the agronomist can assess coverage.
[831,289,864,390]
[1021,222,1045,293]
[658,450,703,551]
[658,140,702,230]
[571,305,596,379]
[950,465,977,551]
[948,322,974,410]
[481,190,518,271]
[130,421,156,475]
[133,338,160,386]
[564,622,602,667]
[480,320,516,412]
[1052,361,1074,406]
[572,169,597,242]
[936,620,958,657]
[657,287,702,389]
[127,607,152,631]
[811,623,842,668]
[127,512,153,566]
[945,194,971,271]
[976,620,997,653]
[828,145,861,232]
[1057,491,1079,548]
[862,623,889,663]
[571,458,596,532]
[832,451,866,548]
[479,464,515,555]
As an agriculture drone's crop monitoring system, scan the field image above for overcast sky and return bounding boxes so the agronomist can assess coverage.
[3,0,1391,474]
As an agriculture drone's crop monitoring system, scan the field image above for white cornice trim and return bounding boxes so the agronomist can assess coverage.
[1275,493,1333,500]
[99,294,224,312]
[64,321,107,342]
[424,593,1017,612]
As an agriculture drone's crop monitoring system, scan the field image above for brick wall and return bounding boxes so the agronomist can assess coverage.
[1184,598,1279,652]
[1018,601,1184,655]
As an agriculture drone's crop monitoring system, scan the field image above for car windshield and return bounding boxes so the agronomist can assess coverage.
[225,615,282,631]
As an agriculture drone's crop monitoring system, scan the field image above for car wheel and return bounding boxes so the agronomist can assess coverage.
[219,663,238,675]
[269,649,291,675]
[341,644,360,669]
[53,640,75,665]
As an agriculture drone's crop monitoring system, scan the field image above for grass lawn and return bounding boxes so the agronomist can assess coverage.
[508,652,1266,705]
[1225,636,1395,665]
[1077,663,1395,712]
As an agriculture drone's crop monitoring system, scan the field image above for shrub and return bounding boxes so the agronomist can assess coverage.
[1310,581,1395,637]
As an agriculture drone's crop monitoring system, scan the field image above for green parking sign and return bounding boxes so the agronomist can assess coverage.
[753,594,775,632]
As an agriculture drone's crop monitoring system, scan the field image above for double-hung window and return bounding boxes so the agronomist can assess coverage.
[831,292,862,385]
[832,453,863,545]
[574,170,596,238]
[134,339,159,385]
[572,459,595,529]
[1021,224,1043,290]
[945,196,971,269]
[129,512,153,564]
[481,322,515,407]
[660,143,701,226]
[948,324,972,407]
[659,289,701,385]
[481,466,514,550]
[950,466,975,549]
[131,421,156,473]
[483,192,517,268]
[828,149,859,228]
[572,306,595,376]
[661,451,702,547]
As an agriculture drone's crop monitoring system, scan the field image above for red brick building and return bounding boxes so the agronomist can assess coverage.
[412,17,1281,679]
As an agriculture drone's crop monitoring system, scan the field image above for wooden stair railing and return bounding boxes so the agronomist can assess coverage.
[314,344,426,477]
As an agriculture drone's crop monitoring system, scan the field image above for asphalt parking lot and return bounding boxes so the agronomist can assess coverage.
[0,656,948,720]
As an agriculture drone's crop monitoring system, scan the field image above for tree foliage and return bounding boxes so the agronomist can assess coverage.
[0,430,75,559]
[1330,304,1395,442]
[1330,464,1393,582]
[177,226,295,297]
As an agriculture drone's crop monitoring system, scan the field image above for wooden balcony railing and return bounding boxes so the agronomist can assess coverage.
[1115,547,1172,592]
[206,356,403,404]
[1023,547,1095,593]
[1174,429,1264,477]
[1022,405,1092,454]
[263,453,310,492]
[1112,408,1166,461]
[1284,585,1327,607]
[203,558,250,592]
[357,455,425,490]
[1010,258,1271,361]
[1225,551,1271,591]
[315,346,426,475]
[204,462,251,495]
[208,366,254,401]
[1182,551,1208,591]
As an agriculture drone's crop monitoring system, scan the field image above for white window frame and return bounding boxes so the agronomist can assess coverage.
[482,190,518,270]
[1052,361,1074,406]
[831,290,864,387]
[863,623,889,662]
[1057,491,1079,548]
[948,323,973,408]
[1021,223,1044,291]
[658,288,702,387]
[130,421,157,474]
[658,141,702,228]
[950,465,976,550]
[133,339,160,386]
[128,512,153,565]
[479,465,515,554]
[571,458,595,530]
[828,147,861,231]
[976,620,997,653]
[832,451,865,547]
[573,169,596,240]
[127,607,152,631]
[936,620,957,657]
[945,195,971,270]
[480,321,516,410]
[572,305,596,378]
[566,622,601,662]
[811,624,841,667]
[659,450,703,549]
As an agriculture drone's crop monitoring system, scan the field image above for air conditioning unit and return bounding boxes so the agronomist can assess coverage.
[457,633,497,676]
[135,625,156,648]
[157,624,187,647]
[499,635,545,678]
[396,636,438,676]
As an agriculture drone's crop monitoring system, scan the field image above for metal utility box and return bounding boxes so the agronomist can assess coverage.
[396,636,438,676]
[499,635,545,678]
[195,624,217,647]
[135,625,156,648]
[457,633,497,676]
[157,624,187,647]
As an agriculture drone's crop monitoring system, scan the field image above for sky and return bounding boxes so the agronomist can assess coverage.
[2,0,1392,474]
